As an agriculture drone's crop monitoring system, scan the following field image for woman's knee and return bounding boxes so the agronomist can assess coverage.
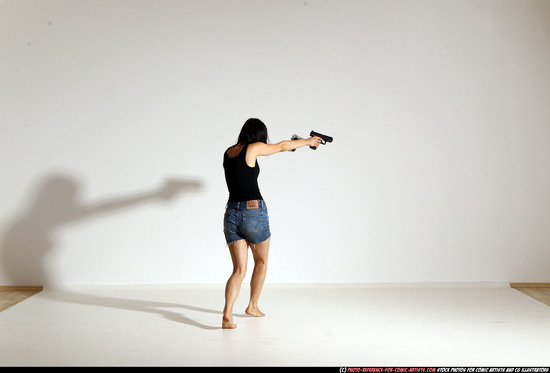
[253,255,268,267]
[232,265,247,280]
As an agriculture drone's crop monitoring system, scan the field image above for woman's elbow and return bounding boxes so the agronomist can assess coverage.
[259,141,292,155]
[279,141,293,152]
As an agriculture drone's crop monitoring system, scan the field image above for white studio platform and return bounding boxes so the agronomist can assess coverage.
[1,283,549,367]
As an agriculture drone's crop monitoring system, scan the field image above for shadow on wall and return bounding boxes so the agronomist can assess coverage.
[0,172,203,287]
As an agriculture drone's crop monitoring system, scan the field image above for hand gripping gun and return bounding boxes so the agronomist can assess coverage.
[290,130,333,151]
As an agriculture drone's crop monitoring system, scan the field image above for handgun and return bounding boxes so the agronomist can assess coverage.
[290,131,333,151]
[309,131,333,149]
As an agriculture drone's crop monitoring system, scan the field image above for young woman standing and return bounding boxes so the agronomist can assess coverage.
[222,118,322,329]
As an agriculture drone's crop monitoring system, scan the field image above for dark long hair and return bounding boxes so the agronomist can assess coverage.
[236,118,268,145]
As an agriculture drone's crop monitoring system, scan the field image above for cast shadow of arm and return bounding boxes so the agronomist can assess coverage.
[78,178,203,221]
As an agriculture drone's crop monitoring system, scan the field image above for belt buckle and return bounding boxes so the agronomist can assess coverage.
[246,200,259,210]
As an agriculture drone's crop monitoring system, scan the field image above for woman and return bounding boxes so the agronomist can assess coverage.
[222,118,322,329]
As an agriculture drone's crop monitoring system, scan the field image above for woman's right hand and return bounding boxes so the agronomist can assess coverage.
[308,136,323,149]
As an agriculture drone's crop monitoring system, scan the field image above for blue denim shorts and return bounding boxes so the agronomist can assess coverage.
[223,200,271,245]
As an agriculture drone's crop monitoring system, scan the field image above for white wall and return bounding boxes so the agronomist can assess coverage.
[2,0,549,286]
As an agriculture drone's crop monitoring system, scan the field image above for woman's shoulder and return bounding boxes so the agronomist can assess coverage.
[246,142,265,150]
[226,144,245,158]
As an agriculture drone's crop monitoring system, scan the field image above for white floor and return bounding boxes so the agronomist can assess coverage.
[1,283,549,367]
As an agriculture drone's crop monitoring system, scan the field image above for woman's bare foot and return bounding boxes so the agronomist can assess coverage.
[245,306,265,317]
[222,313,237,329]
[222,320,237,329]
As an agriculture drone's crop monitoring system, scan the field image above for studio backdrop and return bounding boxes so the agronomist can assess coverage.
[2,0,549,287]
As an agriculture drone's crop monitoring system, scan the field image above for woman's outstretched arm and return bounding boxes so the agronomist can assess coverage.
[249,136,322,156]
[245,136,322,167]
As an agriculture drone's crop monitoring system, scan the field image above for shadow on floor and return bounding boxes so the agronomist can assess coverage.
[42,288,249,330]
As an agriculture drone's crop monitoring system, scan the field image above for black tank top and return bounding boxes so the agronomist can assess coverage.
[223,144,263,202]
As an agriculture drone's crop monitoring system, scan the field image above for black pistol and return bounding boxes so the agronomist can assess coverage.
[290,131,334,151]
[309,130,333,150]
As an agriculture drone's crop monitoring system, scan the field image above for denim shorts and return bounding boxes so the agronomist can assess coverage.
[223,200,271,245]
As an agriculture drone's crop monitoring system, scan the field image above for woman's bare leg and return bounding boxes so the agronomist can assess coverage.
[246,237,270,317]
[222,240,248,329]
